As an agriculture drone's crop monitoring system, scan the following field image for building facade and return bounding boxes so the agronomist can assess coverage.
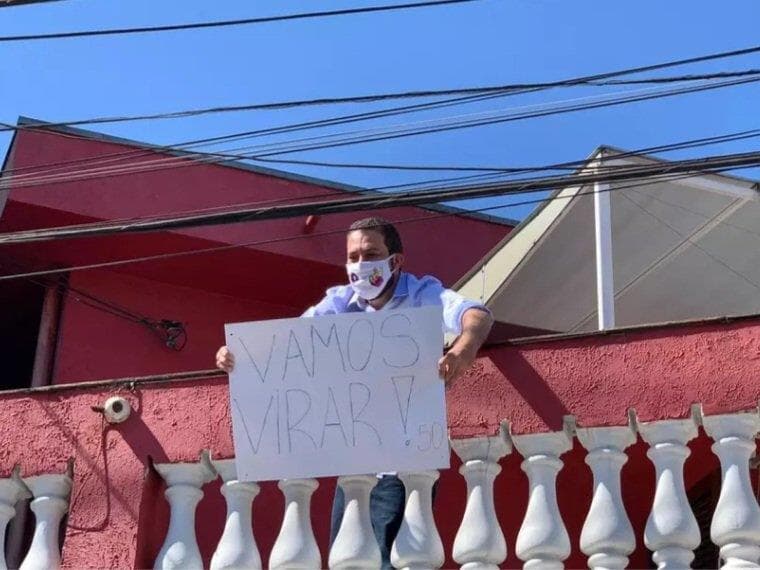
[1,120,759,569]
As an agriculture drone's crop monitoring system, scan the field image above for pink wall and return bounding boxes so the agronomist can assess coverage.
[449,316,760,436]
[3,128,512,289]
[1,316,758,569]
[53,269,302,383]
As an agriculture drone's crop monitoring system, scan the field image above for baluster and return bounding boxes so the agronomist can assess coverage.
[210,460,261,570]
[451,436,511,570]
[577,426,636,570]
[391,470,444,570]
[640,419,700,569]
[703,413,760,568]
[154,461,216,570]
[328,474,381,570]
[19,474,72,570]
[270,478,321,570]
[513,431,572,570]
[0,475,30,570]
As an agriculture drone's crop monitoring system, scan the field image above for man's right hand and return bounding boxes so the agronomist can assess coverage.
[216,346,235,373]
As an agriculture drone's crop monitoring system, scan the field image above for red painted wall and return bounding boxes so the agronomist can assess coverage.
[53,269,301,383]
[2,127,512,289]
[2,126,514,386]
[1,316,757,569]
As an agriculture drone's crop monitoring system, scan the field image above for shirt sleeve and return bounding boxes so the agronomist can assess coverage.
[416,276,490,336]
[301,285,353,317]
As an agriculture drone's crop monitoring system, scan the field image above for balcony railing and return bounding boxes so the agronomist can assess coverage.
[0,471,71,570]
[152,411,760,570]
[1,315,758,569]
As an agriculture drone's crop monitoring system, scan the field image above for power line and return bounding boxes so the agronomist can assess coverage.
[2,150,758,245]
[1,90,515,184]
[0,165,749,282]
[10,128,751,234]
[0,257,188,349]
[0,0,481,42]
[6,77,758,190]
[595,69,760,84]
[2,43,759,131]
[251,129,760,172]
[239,77,760,157]
[4,129,759,231]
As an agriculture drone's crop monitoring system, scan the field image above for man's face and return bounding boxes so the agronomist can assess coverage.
[346,229,389,264]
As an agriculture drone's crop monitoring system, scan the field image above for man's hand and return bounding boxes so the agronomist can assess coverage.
[438,307,493,386]
[438,345,477,386]
[216,346,235,373]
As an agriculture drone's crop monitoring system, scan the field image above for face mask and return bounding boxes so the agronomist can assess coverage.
[346,256,395,300]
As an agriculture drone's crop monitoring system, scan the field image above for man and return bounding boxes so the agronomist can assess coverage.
[216,216,493,568]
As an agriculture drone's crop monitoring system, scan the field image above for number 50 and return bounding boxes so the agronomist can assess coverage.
[417,422,445,451]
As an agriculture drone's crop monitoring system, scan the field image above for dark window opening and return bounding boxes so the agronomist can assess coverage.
[4,496,68,569]
[0,279,45,390]
[689,468,721,569]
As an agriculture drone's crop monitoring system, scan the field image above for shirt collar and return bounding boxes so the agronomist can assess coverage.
[352,271,409,310]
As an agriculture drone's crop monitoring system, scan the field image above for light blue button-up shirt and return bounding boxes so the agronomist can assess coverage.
[303,271,486,477]
[302,271,486,336]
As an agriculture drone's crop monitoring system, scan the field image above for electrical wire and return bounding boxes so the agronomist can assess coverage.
[0,0,481,42]
[0,258,188,350]
[5,127,760,228]
[252,128,760,171]
[63,127,760,231]
[1,89,515,178]
[5,76,758,190]
[238,77,760,158]
[2,150,758,244]
[3,128,758,244]
[0,164,752,282]
[4,69,758,182]
[1,43,759,131]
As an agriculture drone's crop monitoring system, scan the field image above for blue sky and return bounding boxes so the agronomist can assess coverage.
[1,0,758,220]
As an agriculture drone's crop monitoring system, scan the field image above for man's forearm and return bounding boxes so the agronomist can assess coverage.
[454,308,494,355]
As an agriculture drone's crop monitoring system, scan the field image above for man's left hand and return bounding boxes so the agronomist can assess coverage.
[438,345,477,386]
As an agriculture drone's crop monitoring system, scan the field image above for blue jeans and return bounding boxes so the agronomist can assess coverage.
[330,475,406,570]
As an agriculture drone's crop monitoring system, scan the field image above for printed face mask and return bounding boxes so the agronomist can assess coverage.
[346,256,394,300]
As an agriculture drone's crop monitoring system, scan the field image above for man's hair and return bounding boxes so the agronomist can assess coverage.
[348,217,404,254]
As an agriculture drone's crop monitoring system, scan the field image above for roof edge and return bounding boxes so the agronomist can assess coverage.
[14,116,518,227]
[453,146,605,290]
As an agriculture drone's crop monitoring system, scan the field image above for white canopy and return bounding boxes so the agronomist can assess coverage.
[457,147,760,333]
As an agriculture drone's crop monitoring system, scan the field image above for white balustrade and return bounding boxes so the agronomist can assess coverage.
[577,426,636,570]
[270,478,321,570]
[513,431,572,570]
[154,460,216,570]
[0,474,31,570]
[18,474,72,570]
[210,459,261,570]
[328,474,381,570]
[122,412,760,570]
[391,470,444,570]
[451,435,511,570]
[640,419,700,569]
[704,413,760,568]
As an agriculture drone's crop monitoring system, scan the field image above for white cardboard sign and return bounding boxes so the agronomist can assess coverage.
[225,306,449,482]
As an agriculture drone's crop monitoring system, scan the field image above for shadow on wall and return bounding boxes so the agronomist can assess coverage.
[488,349,571,432]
